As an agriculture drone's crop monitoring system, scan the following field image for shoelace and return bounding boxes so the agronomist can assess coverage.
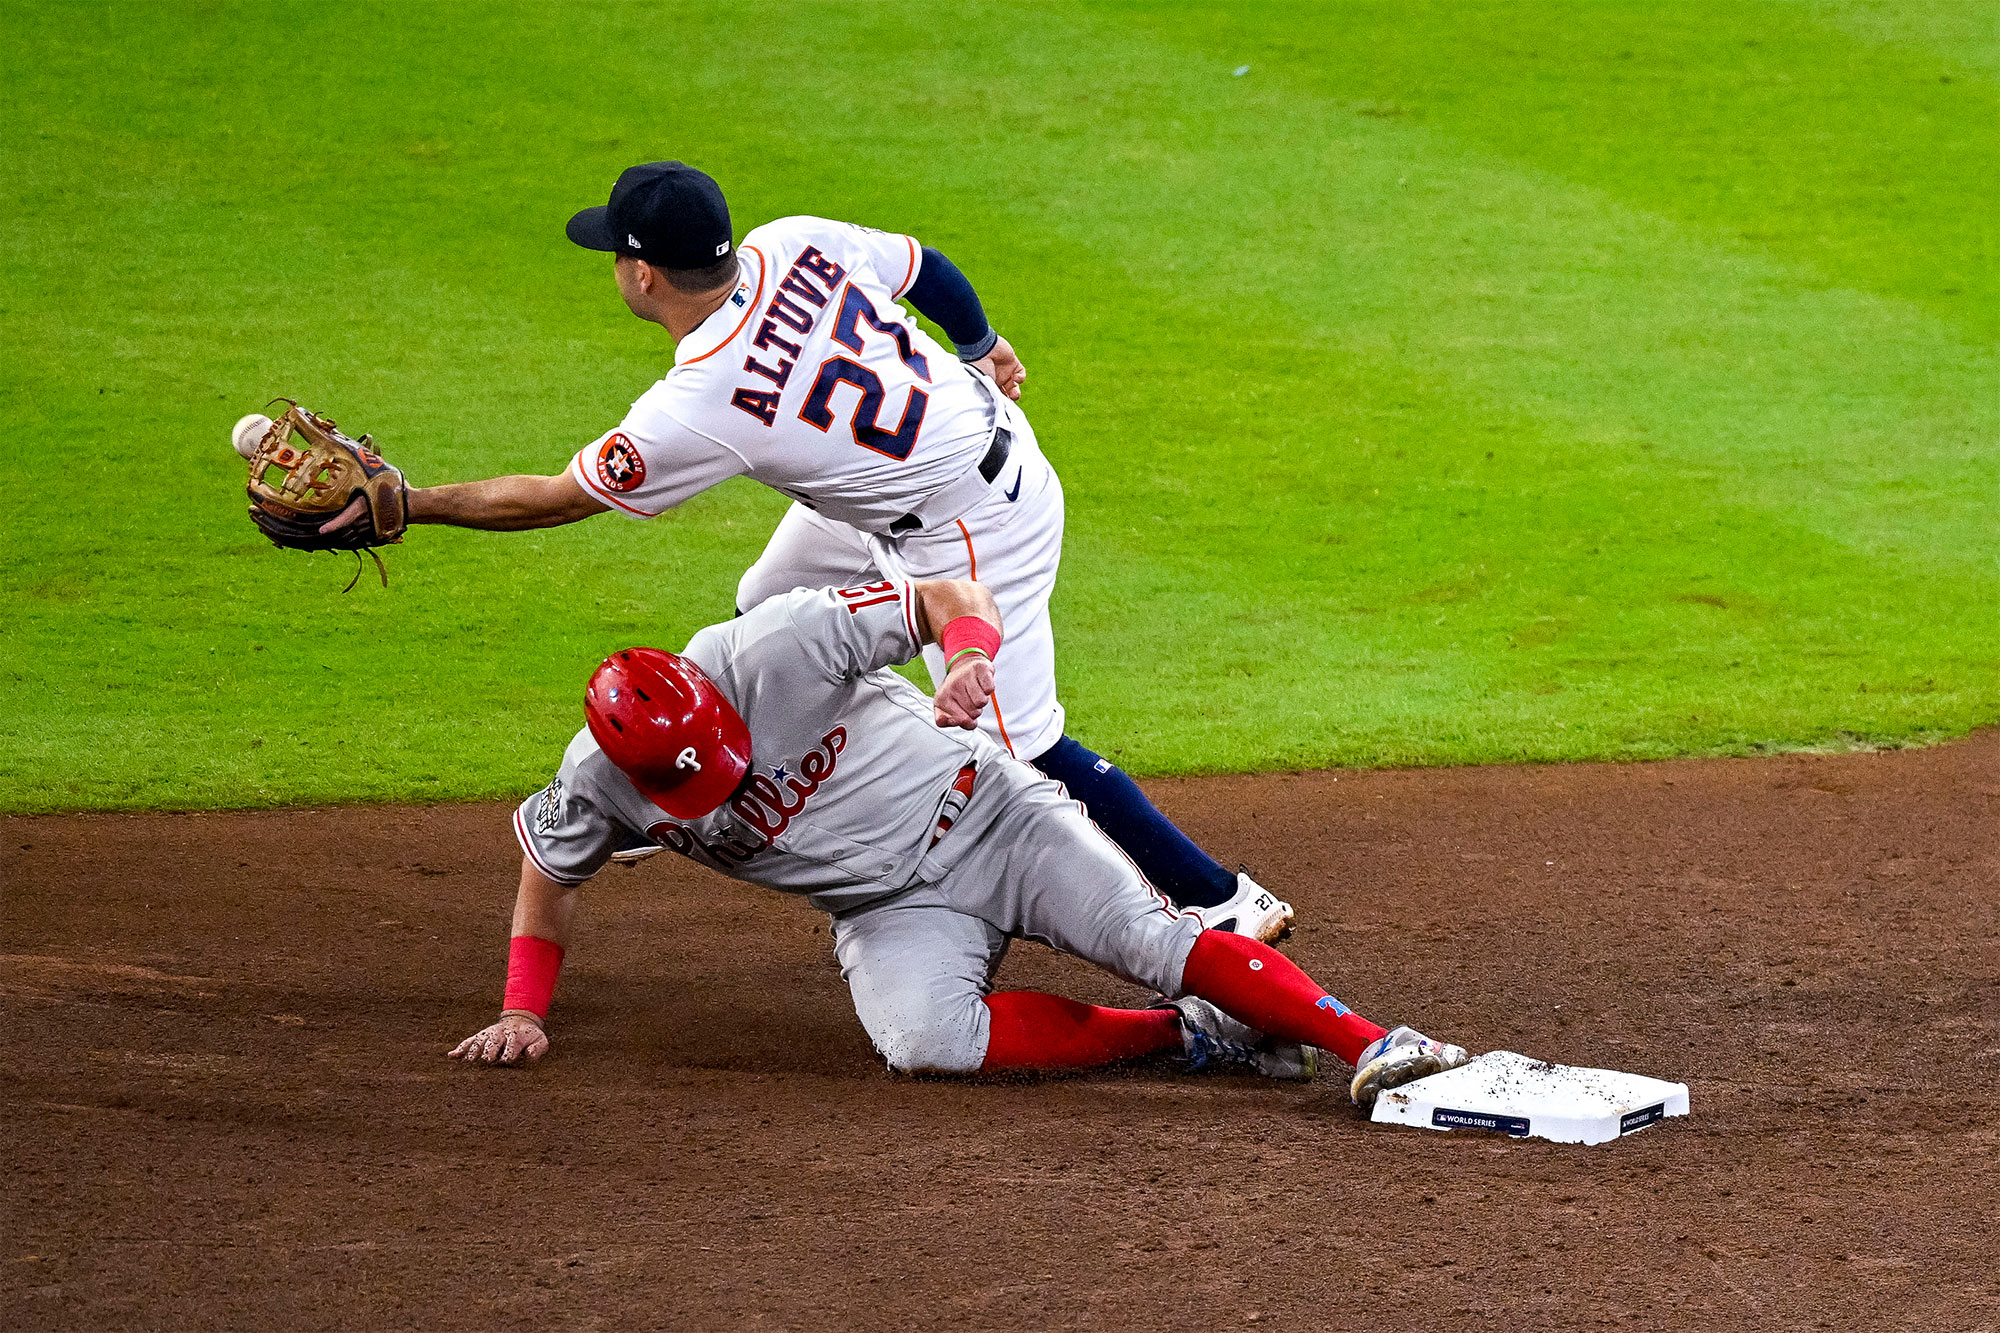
[1187,1031,1260,1072]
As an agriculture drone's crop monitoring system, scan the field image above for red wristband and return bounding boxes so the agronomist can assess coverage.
[503,934,565,1019]
[940,615,1000,669]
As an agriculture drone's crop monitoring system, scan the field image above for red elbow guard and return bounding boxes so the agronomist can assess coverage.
[940,615,1001,670]
[502,934,565,1019]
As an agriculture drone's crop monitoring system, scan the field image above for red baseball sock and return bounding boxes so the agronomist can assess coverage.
[1179,930,1388,1066]
[980,991,1182,1072]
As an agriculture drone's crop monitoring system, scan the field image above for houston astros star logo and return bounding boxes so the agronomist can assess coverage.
[595,433,646,493]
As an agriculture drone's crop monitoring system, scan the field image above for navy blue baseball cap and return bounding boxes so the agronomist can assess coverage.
[566,161,733,269]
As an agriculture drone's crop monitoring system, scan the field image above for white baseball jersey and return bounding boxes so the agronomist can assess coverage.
[568,216,998,534]
[515,582,1012,914]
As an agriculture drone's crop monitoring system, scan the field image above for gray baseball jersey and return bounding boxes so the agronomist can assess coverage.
[513,581,1205,1073]
[515,581,1011,914]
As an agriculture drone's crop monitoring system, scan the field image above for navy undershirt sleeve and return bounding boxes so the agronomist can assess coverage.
[903,245,997,361]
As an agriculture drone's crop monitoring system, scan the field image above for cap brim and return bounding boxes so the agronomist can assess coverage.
[565,205,622,252]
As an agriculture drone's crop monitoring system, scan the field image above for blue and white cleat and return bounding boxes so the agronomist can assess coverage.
[1163,997,1317,1081]
[1349,1026,1470,1108]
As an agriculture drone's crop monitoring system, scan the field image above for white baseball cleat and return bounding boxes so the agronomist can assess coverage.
[1198,870,1295,944]
[1349,1026,1470,1109]
[1161,996,1317,1081]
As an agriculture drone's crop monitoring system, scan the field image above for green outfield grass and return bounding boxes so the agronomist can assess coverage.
[1,1,1993,811]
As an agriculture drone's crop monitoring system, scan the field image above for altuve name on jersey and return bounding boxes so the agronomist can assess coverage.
[730,246,850,427]
[729,246,935,463]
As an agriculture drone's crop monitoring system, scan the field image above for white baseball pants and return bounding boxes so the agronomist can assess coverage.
[735,392,1067,762]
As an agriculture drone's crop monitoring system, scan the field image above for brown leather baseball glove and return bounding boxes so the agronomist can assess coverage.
[244,401,409,588]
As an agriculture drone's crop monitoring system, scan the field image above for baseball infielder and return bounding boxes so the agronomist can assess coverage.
[358,160,1291,941]
[449,577,1466,1105]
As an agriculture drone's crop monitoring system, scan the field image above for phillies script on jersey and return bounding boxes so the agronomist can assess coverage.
[647,725,849,863]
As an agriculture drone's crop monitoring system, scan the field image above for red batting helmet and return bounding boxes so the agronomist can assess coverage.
[584,648,752,818]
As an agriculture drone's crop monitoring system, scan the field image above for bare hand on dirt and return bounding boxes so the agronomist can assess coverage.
[449,1013,549,1066]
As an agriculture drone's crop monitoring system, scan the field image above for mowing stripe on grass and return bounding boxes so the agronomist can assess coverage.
[0,2,1990,809]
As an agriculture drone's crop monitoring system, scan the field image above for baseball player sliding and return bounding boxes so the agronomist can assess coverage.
[343,160,1293,942]
[450,577,1466,1106]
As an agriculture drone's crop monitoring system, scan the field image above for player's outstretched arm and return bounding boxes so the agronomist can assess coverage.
[320,471,608,536]
[449,856,581,1066]
[405,472,610,531]
[911,579,1003,730]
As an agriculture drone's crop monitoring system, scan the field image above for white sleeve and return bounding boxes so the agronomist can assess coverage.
[746,216,921,300]
[778,581,924,683]
[568,396,748,519]
[835,222,922,299]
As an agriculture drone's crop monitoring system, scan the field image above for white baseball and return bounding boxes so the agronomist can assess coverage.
[232,412,274,460]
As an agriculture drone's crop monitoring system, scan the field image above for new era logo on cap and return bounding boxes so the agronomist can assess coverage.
[629,234,643,248]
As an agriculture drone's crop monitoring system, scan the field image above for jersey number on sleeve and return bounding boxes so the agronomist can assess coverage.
[799,286,932,460]
[834,579,901,614]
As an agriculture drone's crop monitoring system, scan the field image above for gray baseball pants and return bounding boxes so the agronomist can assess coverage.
[830,759,1205,1074]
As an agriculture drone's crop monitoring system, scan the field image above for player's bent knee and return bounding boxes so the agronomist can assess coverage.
[868,1009,989,1076]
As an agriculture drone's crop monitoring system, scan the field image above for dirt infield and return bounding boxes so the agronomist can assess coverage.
[4,735,1996,1330]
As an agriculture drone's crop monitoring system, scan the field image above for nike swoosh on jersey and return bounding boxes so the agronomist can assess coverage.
[1004,469,1022,503]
